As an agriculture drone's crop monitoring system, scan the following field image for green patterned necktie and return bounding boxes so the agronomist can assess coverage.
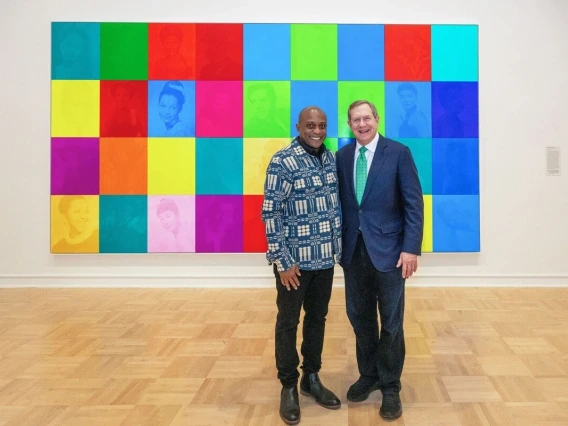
[356,146,368,204]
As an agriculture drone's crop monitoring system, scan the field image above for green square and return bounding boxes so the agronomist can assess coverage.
[100,23,148,80]
[399,138,432,194]
[291,24,337,80]
[324,138,338,152]
[338,82,385,137]
[244,81,291,138]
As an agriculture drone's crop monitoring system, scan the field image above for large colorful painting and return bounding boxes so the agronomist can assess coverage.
[50,22,479,254]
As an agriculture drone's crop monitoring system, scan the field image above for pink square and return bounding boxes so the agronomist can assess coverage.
[196,81,243,137]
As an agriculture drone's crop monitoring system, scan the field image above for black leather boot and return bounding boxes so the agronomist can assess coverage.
[299,373,341,409]
[280,386,300,425]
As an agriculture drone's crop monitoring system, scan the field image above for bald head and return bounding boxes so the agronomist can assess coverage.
[298,106,326,124]
[296,105,327,150]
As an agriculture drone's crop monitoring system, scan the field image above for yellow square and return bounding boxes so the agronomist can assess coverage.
[51,80,100,137]
[422,195,433,253]
[243,138,290,194]
[51,195,99,253]
[148,138,195,195]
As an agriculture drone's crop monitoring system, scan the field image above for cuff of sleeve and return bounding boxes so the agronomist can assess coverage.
[275,253,295,272]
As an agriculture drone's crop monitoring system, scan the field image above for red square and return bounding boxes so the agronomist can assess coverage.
[100,81,148,137]
[195,24,243,80]
[385,25,431,81]
[243,195,267,253]
[148,23,196,80]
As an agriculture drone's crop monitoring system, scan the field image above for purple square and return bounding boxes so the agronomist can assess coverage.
[432,82,478,138]
[195,195,243,253]
[51,137,99,195]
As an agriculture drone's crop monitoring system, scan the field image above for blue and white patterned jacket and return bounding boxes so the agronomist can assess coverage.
[262,138,342,272]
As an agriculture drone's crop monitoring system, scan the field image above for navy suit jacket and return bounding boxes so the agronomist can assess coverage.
[336,134,424,272]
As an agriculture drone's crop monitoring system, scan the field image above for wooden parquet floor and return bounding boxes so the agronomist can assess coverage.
[0,286,567,425]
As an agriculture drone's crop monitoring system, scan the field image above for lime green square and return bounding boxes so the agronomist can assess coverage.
[323,138,338,152]
[291,24,337,80]
[100,23,148,80]
[244,81,291,138]
[338,82,385,137]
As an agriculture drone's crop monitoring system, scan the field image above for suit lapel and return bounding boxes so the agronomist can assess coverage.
[344,142,357,202]
[361,136,387,205]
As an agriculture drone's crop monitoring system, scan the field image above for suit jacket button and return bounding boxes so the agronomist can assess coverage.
[359,209,362,213]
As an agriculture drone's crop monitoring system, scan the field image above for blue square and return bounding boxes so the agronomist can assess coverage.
[244,24,290,80]
[432,82,479,138]
[432,25,478,81]
[385,82,431,139]
[196,138,243,195]
[148,80,195,137]
[291,81,338,137]
[433,195,480,252]
[338,24,384,80]
[432,138,479,195]
[100,195,148,253]
[338,138,356,150]
[52,22,100,80]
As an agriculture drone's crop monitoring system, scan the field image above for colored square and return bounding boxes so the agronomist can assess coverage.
[51,22,100,80]
[50,195,99,253]
[244,195,267,253]
[244,24,290,80]
[433,138,479,195]
[291,81,338,137]
[195,195,243,252]
[196,138,243,195]
[324,138,338,152]
[338,82,385,137]
[291,24,337,80]
[100,138,147,195]
[385,82,431,138]
[99,195,148,253]
[51,80,100,137]
[148,23,196,80]
[432,25,478,81]
[100,23,148,80]
[148,138,195,195]
[432,82,478,138]
[51,137,99,195]
[338,138,356,150]
[399,138,432,194]
[195,81,243,137]
[385,25,431,81]
[422,195,433,252]
[243,138,290,195]
[338,24,384,80]
[148,80,195,137]
[244,81,290,138]
[148,196,195,252]
[195,24,243,80]
[100,81,148,137]
[433,195,480,252]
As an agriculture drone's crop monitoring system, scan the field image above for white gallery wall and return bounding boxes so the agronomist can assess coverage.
[0,0,567,287]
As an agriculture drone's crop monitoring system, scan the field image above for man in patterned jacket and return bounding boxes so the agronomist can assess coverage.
[262,106,342,425]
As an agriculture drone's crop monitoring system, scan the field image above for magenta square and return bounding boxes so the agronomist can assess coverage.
[195,81,243,137]
[51,137,99,195]
[148,196,196,253]
[195,195,243,252]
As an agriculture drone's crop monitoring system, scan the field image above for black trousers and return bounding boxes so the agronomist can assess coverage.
[344,234,406,394]
[274,264,334,387]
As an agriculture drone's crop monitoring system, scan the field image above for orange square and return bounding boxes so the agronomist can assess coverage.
[100,138,147,194]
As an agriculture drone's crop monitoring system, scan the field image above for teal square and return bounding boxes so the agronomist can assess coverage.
[196,138,243,195]
[431,25,478,81]
[100,195,148,253]
[52,22,100,80]
[399,138,432,194]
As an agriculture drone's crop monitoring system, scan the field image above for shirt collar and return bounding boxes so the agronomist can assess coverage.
[355,132,379,154]
[296,136,326,157]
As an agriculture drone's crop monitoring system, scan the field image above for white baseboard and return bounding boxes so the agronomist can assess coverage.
[0,274,566,287]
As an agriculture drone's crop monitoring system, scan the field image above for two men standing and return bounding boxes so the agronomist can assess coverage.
[262,101,424,424]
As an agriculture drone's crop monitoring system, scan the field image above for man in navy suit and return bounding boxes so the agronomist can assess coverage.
[336,100,424,420]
